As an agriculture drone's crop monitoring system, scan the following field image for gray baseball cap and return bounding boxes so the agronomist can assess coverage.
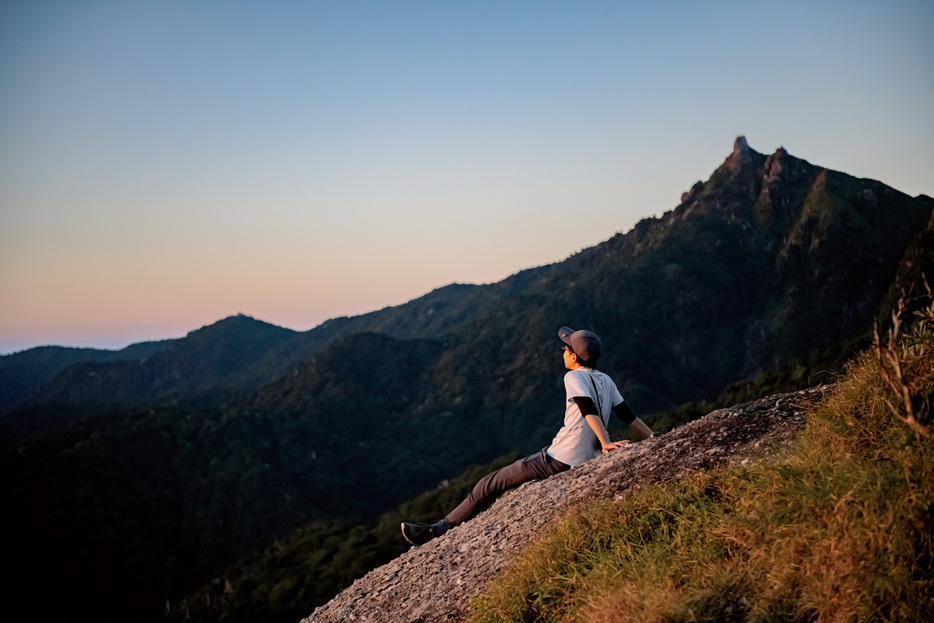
[558,326,602,361]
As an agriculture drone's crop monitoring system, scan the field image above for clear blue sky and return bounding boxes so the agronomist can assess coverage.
[1,0,932,354]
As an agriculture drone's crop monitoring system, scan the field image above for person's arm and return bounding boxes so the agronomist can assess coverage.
[612,402,654,440]
[629,417,654,440]
[584,414,628,453]
[573,397,628,453]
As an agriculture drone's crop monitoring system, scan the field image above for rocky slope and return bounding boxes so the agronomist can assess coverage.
[302,386,831,623]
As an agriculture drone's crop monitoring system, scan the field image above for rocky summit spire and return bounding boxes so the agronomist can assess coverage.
[725,135,752,172]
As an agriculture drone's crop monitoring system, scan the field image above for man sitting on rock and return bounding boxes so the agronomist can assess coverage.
[401,326,655,545]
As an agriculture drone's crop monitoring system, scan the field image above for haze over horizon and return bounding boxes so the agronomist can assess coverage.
[2,1,932,355]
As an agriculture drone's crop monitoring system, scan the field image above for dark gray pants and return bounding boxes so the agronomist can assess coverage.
[445,450,570,526]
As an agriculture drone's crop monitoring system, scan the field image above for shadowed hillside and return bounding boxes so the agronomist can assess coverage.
[0,340,170,416]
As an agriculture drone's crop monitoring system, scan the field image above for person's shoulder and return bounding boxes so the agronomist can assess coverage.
[564,368,589,385]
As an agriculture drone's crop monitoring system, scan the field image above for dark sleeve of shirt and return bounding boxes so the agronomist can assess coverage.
[612,401,637,425]
[572,396,599,418]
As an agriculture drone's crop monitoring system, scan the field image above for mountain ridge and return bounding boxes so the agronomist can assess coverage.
[4,137,930,423]
[0,340,172,416]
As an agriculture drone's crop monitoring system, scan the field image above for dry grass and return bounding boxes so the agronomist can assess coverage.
[469,312,934,623]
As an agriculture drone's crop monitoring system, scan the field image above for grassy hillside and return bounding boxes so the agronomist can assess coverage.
[469,302,934,622]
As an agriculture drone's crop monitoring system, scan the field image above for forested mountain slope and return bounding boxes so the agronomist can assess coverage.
[8,139,930,423]
[0,340,170,415]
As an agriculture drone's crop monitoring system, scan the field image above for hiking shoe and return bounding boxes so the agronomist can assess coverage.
[401,519,451,545]
[401,522,434,545]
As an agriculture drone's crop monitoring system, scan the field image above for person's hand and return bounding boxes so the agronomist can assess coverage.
[601,440,629,454]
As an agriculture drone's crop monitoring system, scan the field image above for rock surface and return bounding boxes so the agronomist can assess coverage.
[301,386,831,623]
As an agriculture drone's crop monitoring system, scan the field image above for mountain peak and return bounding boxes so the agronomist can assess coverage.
[725,135,753,171]
[185,314,294,340]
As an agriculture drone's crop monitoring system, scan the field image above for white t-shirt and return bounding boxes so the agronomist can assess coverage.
[546,368,624,466]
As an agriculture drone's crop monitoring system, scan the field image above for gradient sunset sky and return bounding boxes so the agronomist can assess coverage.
[1,1,932,354]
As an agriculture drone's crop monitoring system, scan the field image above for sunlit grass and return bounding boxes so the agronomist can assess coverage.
[469,309,934,623]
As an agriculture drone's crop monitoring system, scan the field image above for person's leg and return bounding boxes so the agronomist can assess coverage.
[401,452,569,545]
[445,451,568,526]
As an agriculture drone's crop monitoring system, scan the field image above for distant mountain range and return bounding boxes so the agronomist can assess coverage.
[2,137,932,622]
